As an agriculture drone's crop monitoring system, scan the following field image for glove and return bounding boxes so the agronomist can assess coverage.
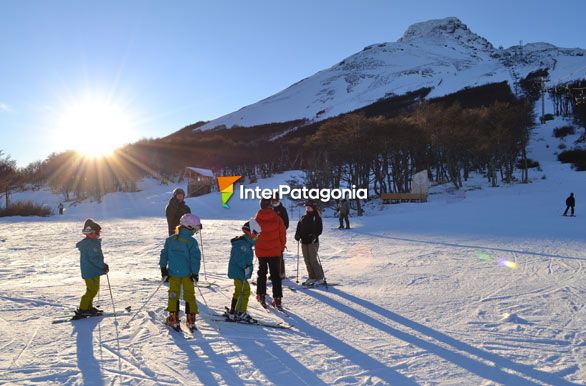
[103,263,109,274]
[161,267,169,279]
[244,266,252,277]
[191,274,199,283]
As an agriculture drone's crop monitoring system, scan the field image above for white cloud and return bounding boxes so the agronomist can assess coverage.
[0,102,13,112]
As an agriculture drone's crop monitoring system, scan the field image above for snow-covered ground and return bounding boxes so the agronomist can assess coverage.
[1,115,585,384]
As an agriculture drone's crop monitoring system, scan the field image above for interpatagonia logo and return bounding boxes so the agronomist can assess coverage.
[217,176,241,208]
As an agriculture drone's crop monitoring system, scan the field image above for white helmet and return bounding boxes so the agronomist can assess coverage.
[242,218,261,237]
[180,213,202,231]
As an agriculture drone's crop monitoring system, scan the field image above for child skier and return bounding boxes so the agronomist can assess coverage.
[160,213,202,331]
[76,219,109,316]
[226,219,262,322]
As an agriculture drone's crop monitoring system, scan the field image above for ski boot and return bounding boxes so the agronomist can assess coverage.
[236,311,256,324]
[227,298,238,320]
[186,313,197,331]
[302,279,316,287]
[89,306,103,315]
[165,311,180,330]
[271,297,283,311]
[256,294,267,308]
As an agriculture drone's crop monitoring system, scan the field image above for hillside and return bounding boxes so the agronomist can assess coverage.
[196,17,586,132]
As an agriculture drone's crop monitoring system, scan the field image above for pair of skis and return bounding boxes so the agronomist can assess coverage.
[52,306,132,324]
[210,306,292,330]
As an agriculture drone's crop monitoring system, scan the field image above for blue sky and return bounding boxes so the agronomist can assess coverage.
[1,0,585,165]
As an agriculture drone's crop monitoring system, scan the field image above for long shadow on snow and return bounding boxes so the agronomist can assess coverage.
[352,230,586,261]
[169,328,243,385]
[73,318,105,386]
[198,304,327,385]
[281,309,419,385]
[304,288,580,386]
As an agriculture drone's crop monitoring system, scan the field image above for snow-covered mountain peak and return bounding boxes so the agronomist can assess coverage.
[398,17,494,51]
[194,18,586,132]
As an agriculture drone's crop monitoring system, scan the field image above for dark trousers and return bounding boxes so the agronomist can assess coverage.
[339,214,350,228]
[256,257,283,298]
[563,205,575,216]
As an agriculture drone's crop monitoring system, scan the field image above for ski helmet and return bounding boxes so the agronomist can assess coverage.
[180,213,201,231]
[260,198,273,209]
[82,218,102,235]
[242,218,261,237]
[173,188,186,197]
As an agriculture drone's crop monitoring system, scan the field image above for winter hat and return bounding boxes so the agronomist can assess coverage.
[304,200,317,209]
[82,219,102,235]
[173,188,186,197]
[260,198,273,209]
[242,218,261,237]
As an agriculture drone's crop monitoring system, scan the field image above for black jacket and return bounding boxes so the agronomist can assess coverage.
[165,197,191,235]
[295,212,323,244]
[273,203,289,229]
[566,195,575,207]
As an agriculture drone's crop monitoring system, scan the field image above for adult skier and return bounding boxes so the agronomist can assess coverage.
[337,199,351,229]
[563,193,576,216]
[165,188,191,236]
[160,213,202,331]
[255,198,286,309]
[295,200,325,286]
[272,194,289,279]
[76,219,109,316]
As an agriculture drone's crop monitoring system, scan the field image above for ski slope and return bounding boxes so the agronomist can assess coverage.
[1,116,585,384]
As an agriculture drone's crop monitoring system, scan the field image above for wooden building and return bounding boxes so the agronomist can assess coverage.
[184,167,214,197]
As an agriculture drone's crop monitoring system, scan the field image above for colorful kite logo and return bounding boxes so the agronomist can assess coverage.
[217,176,241,208]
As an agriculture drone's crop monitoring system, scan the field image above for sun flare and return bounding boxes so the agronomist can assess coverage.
[57,96,136,157]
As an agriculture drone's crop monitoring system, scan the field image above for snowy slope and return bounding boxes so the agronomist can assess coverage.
[197,17,586,131]
[1,110,586,384]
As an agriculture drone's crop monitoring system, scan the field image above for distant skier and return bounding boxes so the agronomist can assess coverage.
[255,198,286,309]
[165,188,191,236]
[58,202,64,215]
[337,199,351,229]
[160,213,202,331]
[226,219,262,322]
[563,193,575,216]
[76,219,109,316]
[295,200,325,286]
[272,194,289,279]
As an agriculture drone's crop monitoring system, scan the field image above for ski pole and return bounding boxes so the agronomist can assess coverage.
[106,274,118,319]
[315,252,328,290]
[296,240,300,284]
[196,282,220,332]
[199,231,208,281]
[124,276,166,328]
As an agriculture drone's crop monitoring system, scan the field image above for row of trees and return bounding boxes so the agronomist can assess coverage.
[302,101,534,198]
[1,150,142,205]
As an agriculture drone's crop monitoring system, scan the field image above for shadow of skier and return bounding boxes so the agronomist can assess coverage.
[73,318,105,386]
[304,287,581,386]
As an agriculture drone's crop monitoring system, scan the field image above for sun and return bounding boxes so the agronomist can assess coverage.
[57,96,136,157]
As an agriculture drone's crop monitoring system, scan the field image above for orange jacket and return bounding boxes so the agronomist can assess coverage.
[254,208,286,257]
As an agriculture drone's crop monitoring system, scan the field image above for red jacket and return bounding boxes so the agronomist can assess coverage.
[254,208,286,258]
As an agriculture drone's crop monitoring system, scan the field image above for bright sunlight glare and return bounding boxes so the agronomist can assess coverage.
[56,96,136,157]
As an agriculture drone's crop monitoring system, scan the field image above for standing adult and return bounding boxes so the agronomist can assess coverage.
[58,202,64,215]
[563,193,575,216]
[337,199,351,229]
[295,200,324,286]
[272,194,289,279]
[166,188,191,236]
[255,198,286,309]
